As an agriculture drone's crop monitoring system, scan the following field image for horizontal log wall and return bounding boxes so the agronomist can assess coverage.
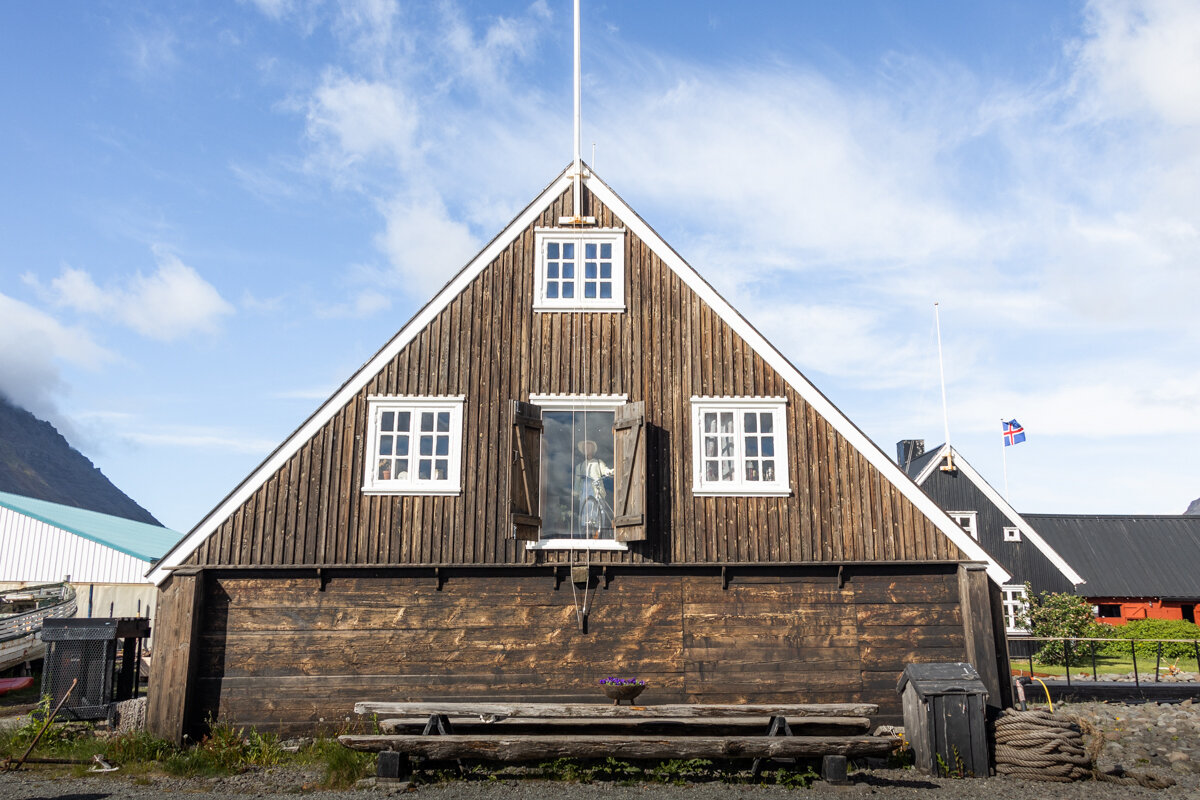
[186,186,960,568]
[192,566,964,733]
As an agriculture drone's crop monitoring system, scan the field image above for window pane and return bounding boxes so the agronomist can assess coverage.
[600,243,611,258]
[563,243,574,258]
[600,263,611,279]
[585,243,597,258]
[562,263,574,278]
[547,262,559,279]
[763,461,775,481]
[435,437,449,456]
[547,283,558,299]
[584,283,596,298]
[395,459,408,477]
[548,242,559,259]
[721,460,735,481]
[760,413,773,433]
[585,262,596,279]
[418,460,431,480]
[381,411,394,432]
[562,283,574,298]
[379,437,393,456]
[420,412,434,432]
[720,437,734,457]
[745,462,760,481]
[745,438,758,457]
[761,437,774,457]
[720,412,734,433]
[744,413,757,433]
[419,436,433,456]
[377,460,392,480]
[706,462,718,481]
[540,409,616,540]
[599,283,612,299]
[434,459,448,478]
[396,435,409,455]
[437,412,450,432]
[704,412,717,433]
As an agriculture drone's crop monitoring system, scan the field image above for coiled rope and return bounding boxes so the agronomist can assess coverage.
[993,708,1174,788]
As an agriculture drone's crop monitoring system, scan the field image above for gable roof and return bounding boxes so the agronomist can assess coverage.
[148,165,1009,585]
[0,490,179,563]
[908,444,1083,586]
[1024,514,1200,599]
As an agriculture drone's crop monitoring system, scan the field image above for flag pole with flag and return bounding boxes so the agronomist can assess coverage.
[1001,419,1026,500]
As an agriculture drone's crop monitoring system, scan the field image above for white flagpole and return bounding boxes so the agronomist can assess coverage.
[935,302,954,471]
[1001,419,1010,502]
[572,0,581,217]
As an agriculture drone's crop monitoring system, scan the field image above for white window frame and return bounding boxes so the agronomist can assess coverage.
[690,396,790,497]
[524,394,630,552]
[533,228,626,312]
[362,396,465,495]
[1001,584,1029,634]
[1003,526,1021,542]
[948,511,978,540]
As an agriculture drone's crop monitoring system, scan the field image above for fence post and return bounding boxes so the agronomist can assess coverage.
[1065,640,1072,687]
[1155,641,1162,683]
[1131,639,1139,688]
[1090,641,1097,682]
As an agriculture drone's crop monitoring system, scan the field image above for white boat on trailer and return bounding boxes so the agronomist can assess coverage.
[0,582,77,672]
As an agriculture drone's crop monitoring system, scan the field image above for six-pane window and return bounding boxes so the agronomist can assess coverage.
[364,397,463,494]
[691,398,789,495]
[534,229,624,310]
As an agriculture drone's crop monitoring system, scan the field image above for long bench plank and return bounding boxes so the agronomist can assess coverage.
[354,702,877,719]
[339,734,898,760]
[378,716,871,733]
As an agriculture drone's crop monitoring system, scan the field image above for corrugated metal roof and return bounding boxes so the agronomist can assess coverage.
[1024,514,1200,599]
[0,490,179,563]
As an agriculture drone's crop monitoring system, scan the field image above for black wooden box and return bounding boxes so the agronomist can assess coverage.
[897,662,989,777]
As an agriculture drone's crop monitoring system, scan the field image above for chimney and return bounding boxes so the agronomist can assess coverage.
[896,439,925,469]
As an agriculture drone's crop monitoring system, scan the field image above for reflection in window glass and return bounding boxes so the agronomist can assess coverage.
[541,409,616,540]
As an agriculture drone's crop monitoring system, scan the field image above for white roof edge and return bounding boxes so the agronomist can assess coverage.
[911,444,950,487]
[946,447,1086,586]
[584,176,1009,585]
[148,169,577,585]
[149,165,1010,586]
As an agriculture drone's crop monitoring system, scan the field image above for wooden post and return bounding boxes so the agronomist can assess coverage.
[146,569,204,746]
[957,563,1006,712]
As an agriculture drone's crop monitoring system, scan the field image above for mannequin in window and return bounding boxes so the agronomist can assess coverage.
[575,440,614,536]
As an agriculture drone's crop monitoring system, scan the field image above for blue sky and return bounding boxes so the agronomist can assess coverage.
[2,0,1198,532]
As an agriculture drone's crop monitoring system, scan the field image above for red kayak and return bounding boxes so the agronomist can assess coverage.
[0,677,34,695]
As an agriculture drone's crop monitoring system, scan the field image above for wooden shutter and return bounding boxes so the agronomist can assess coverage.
[510,400,543,541]
[612,401,647,543]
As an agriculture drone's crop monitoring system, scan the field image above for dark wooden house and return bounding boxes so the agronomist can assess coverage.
[898,441,1084,637]
[146,167,1012,742]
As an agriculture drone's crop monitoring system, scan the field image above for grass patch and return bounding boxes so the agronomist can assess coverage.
[1013,650,1199,677]
[296,737,375,788]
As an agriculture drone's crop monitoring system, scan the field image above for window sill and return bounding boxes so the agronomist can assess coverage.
[525,539,630,551]
[692,486,791,497]
[361,487,461,496]
[533,303,626,313]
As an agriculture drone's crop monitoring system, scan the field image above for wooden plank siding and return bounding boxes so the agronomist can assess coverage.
[184,185,962,570]
[190,565,964,733]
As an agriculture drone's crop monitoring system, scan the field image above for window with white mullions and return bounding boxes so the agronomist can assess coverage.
[534,228,625,311]
[692,397,789,496]
[363,397,463,495]
[1001,585,1029,633]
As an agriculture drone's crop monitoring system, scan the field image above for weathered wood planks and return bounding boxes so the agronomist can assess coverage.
[353,702,878,719]
[338,733,898,759]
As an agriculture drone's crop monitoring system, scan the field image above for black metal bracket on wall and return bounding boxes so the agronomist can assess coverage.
[317,568,329,592]
[434,567,444,591]
[721,566,729,590]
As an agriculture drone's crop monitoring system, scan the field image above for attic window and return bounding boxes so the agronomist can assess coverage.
[1003,526,1021,542]
[363,396,464,495]
[948,511,978,540]
[533,228,625,311]
[690,397,790,496]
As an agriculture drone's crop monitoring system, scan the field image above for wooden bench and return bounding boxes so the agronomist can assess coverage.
[340,702,898,784]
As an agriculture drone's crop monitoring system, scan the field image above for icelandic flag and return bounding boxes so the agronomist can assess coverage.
[1003,419,1026,447]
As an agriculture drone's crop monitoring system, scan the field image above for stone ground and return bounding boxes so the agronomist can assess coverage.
[0,701,1197,799]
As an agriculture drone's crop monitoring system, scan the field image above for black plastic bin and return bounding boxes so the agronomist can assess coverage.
[897,662,989,777]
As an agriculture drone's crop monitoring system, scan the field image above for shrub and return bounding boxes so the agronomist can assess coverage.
[1017,586,1095,665]
[1096,618,1200,660]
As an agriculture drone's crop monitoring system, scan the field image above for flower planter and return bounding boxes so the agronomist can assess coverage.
[602,683,646,705]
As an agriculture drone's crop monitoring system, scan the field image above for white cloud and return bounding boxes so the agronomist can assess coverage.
[0,293,114,419]
[306,72,420,177]
[375,194,480,295]
[39,248,235,342]
[315,288,393,319]
[121,429,278,455]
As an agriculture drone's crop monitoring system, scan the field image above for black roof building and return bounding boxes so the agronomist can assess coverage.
[1024,514,1200,602]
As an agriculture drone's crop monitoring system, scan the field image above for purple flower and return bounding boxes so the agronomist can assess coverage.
[599,677,647,686]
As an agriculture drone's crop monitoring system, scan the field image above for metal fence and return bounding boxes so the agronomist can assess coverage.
[1007,635,1200,688]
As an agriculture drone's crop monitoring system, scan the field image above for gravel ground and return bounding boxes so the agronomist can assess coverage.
[1,701,1197,800]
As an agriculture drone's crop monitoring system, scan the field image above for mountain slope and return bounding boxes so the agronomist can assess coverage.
[1187,497,1200,516]
[0,396,161,525]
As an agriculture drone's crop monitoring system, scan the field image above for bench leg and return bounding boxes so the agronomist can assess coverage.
[377,750,410,783]
[821,755,848,785]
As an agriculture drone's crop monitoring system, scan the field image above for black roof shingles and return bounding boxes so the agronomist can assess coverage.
[1024,514,1200,600]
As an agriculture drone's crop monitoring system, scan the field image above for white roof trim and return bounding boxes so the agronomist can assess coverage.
[150,166,1010,586]
[913,444,1084,586]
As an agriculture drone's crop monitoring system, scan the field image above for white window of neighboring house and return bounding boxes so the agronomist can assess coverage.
[949,511,978,540]
[526,394,629,551]
[362,396,464,495]
[533,228,625,311]
[1003,526,1021,542]
[690,397,790,496]
[1001,585,1030,633]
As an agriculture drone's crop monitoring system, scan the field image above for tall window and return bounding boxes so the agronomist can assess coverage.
[532,395,626,542]
[690,397,789,496]
[533,229,625,311]
[1001,585,1029,633]
[363,397,464,495]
